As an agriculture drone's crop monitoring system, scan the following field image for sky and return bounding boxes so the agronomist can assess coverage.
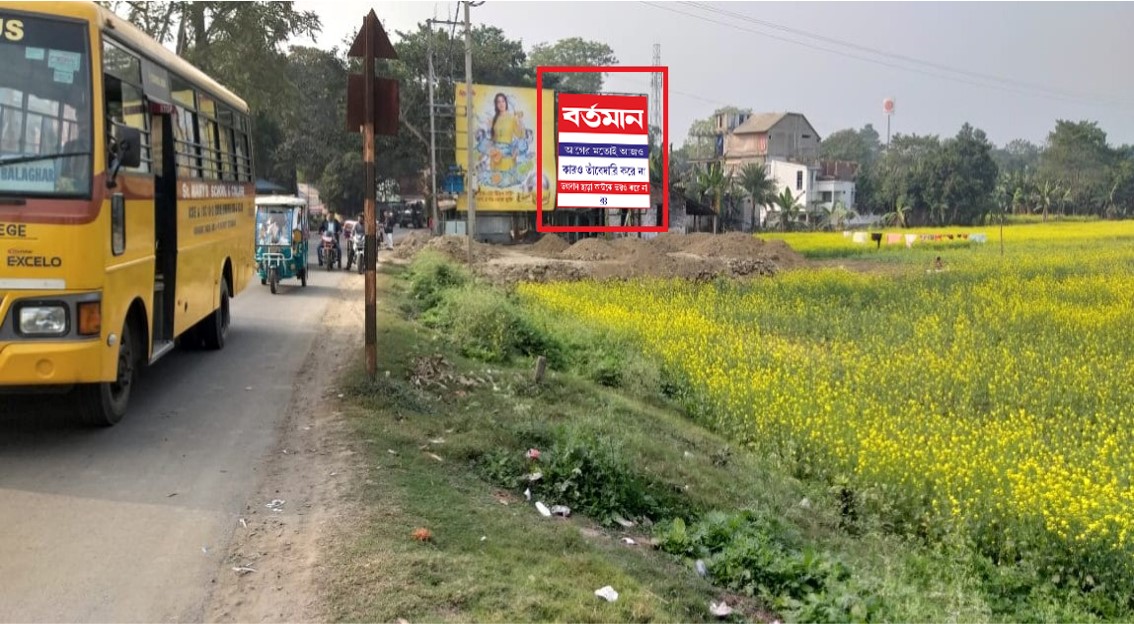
[290,1,1134,149]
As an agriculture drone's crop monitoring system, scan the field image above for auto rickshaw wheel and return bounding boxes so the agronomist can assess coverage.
[269,268,278,295]
[300,268,307,287]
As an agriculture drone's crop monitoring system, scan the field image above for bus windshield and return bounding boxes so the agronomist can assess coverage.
[0,12,92,197]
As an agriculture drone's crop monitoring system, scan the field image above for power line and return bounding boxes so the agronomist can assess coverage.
[639,1,1134,111]
[682,1,1134,107]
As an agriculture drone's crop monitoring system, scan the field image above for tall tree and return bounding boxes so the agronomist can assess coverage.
[870,133,943,225]
[380,23,532,185]
[279,46,353,182]
[319,151,366,215]
[819,124,882,166]
[936,123,999,225]
[528,38,617,94]
[102,1,322,186]
[991,139,1041,176]
[1038,120,1116,215]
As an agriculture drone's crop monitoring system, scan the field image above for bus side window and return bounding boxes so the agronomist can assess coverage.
[103,40,150,173]
[103,75,150,173]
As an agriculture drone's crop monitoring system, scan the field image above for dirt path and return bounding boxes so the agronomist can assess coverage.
[203,274,369,622]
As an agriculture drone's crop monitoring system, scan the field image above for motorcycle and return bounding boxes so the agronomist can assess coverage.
[350,227,366,274]
[320,232,340,270]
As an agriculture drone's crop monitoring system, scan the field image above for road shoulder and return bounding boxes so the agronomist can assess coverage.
[203,273,368,622]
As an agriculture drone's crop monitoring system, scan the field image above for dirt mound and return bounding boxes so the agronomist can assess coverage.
[527,234,570,257]
[422,235,498,263]
[391,230,433,259]
[395,231,806,286]
[589,252,778,282]
[560,237,623,261]
[478,261,590,288]
[758,239,806,269]
[663,232,806,268]
[683,232,762,257]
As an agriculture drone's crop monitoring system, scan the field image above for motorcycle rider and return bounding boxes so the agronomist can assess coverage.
[319,211,344,265]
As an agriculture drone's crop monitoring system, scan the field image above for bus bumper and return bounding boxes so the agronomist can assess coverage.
[0,340,110,386]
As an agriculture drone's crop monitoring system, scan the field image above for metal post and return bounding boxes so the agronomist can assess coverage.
[363,13,377,378]
[463,1,475,264]
[428,21,440,237]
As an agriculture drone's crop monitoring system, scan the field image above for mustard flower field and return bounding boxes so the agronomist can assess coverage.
[518,221,1134,598]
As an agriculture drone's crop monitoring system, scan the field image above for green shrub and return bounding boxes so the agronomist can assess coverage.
[405,250,470,314]
[479,422,691,525]
[429,285,564,365]
[655,511,886,622]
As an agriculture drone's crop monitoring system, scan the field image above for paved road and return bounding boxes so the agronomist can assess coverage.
[0,258,353,622]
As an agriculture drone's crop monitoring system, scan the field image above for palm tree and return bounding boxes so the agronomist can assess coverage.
[1035,180,1061,222]
[738,163,776,231]
[770,186,804,232]
[883,202,910,228]
[818,200,855,231]
[696,162,728,234]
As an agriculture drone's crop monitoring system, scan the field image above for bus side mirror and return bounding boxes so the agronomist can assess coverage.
[107,123,142,189]
[115,125,142,169]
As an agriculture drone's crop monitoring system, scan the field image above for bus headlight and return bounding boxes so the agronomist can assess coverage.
[18,305,68,336]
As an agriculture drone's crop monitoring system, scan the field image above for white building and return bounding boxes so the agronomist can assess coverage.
[749,159,857,229]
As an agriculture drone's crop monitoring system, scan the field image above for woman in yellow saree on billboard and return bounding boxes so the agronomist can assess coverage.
[477,91,533,189]
[455,82,555,212]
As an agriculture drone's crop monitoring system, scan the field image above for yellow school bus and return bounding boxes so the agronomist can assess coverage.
[0,2,255,425]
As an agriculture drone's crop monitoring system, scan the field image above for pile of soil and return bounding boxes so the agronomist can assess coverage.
[673,232,806,268]
[527,234,571,257]
[560,238,623,261]
[385,227,804,285]
[478,261,589,288]
[391,230,433,260]
[422,235,498,263]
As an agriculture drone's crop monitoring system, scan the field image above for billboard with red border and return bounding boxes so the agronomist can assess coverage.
[535,65,669,234]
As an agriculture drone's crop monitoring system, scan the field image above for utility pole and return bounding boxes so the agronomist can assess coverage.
[427,20,440,236]
[463,1,476,265]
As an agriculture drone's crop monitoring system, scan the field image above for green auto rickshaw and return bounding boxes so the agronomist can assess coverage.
[254,195,309,294]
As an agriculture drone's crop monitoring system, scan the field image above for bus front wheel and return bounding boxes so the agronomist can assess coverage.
[75,322,136,427]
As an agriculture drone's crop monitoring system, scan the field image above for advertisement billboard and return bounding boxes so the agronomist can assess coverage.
[556,93,650,209]
[454,82,556,212]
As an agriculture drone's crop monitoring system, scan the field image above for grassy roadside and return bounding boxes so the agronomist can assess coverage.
[326,252,1087,623]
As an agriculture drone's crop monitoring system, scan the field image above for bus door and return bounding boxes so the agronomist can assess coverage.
[150,105,177,358]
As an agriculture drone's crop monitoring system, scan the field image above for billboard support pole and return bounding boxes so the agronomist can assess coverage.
[427,20,440,237]
[463,1,476,264]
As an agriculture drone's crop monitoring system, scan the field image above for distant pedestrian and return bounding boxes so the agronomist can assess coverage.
[383,211,395,250]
